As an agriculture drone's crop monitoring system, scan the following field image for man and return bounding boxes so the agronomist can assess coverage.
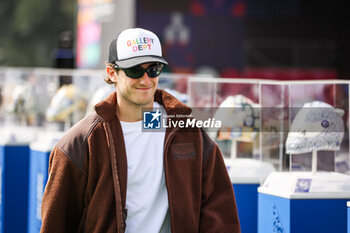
[40,28,241,233]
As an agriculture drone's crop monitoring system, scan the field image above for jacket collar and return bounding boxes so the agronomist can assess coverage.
[94,89,192,122]
[94,91,118,121]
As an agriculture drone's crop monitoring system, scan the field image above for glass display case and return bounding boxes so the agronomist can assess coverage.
[187,77,275,233]
[287,81,349,174]
[259,82,288,171]
[258,80,350,233]
[259,80,350,196]
[188,77,276,183]
[0,68,60,143]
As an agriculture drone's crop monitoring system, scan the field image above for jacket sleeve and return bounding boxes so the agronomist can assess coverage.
[199,131,241,233]
[40,146,87,233]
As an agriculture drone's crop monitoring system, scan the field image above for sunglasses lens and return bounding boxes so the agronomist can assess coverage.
[124,66,145,79]
[147,65,163,78]
[123,64,163,79]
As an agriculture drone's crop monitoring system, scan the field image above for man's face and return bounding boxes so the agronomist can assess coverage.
[112,63,160,107]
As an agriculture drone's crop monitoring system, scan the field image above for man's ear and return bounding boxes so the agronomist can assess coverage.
[106,66,117,82]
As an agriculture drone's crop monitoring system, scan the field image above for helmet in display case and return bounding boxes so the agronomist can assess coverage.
[46,84,88,123]
[5,83,38,125]
[12,84,35,115]
[286,101,345,154]
[214,95,260,142]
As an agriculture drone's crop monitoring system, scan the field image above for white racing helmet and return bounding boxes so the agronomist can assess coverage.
[286,101,345,154]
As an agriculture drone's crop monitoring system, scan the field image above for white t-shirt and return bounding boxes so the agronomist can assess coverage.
[120,102,170,233]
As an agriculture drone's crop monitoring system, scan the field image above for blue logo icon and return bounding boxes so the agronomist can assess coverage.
[143,110,162,129]
[295,178,311,193]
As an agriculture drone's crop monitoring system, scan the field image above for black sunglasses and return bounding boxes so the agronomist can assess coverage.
[114,63,164,79]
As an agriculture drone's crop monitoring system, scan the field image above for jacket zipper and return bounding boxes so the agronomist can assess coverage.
[103,121,125,233]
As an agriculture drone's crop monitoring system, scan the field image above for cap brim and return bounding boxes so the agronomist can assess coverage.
[115,55,168,68]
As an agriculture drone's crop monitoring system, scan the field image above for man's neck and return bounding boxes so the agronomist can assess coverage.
[117,100,154,122]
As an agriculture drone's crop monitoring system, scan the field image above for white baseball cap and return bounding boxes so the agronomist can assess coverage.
[108,28,168,68]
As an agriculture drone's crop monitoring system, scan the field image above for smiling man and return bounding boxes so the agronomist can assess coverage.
[40,28,241,233]
[106,62,162,122]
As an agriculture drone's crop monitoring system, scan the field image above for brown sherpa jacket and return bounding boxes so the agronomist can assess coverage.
[40,89,241,233]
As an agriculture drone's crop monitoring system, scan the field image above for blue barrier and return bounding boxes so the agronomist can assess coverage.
[233,183,259,233]
[0,144,30,233]
[27,149,51,233]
